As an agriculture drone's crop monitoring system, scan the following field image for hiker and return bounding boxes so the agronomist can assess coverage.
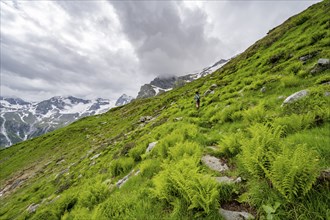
[194,91,200,109]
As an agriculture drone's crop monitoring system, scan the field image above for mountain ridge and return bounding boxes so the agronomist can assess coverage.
[0,95,134,147]
[136,59,228,99]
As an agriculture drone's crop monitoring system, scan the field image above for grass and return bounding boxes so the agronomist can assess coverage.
[0,1,329,219]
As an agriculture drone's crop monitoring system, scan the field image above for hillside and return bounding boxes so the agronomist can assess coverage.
[0,1,329,219]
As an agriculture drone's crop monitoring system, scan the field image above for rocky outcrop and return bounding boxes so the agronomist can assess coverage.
[282,90,308,106]
[150,77,177,89]
[311,58,330,74]
[136,59,228,99]
[115,94,134,106]
[136,84,157,99]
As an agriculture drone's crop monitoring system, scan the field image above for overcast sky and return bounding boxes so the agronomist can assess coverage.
[0,0,320,102]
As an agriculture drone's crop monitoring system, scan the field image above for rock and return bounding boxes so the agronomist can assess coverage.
[140,116,152,123]
[278,95,286,99]
[56,159,65,165]
[90,153,101,160]
[219,209,254,220]
[146,142,158,153]
[136,84,157,99]
[260,86,266,93]
[325,92,330,97]
[210,84,218,90]
[54,168,69,181]
[235,177,242,183]
[282,90,308,106]
[27,203,40,213]
[318,168,330,182]
[214,176,242,184]
[116,169,140,188]
[174,117,183,121]
[204,89,212,96]
[202,155,229,173]
[299,54,314,62]
[318,58,330,66]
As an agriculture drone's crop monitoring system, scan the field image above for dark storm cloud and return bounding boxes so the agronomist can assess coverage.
[111,1,227,76]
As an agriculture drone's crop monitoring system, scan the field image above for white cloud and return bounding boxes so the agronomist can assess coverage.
[0,0,321,101]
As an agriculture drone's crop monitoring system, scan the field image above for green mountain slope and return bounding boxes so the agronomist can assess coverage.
[1,1,329,219]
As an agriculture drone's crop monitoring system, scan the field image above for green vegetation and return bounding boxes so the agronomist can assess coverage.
[1,1,329,219]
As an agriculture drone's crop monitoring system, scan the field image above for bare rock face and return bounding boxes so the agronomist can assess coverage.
[282,90,308,106]
[136,84,157,99]
[201,155,229,173]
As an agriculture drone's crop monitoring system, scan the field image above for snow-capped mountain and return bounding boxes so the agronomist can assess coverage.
[0,95,131,148]
[115,94,134,106]
[136,59,228,99]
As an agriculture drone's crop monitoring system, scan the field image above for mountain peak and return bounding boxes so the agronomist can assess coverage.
[116,94,134,106]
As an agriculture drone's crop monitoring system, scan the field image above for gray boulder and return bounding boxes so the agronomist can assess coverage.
[140,116,152,123]
[318,58,330,66]
[202,155,229,173]
[204,89,212,96]
[282,90,308,106]
[146,142,158,153]
[219,209,254,220]
[210,84,218,90]
[260,86,266,93]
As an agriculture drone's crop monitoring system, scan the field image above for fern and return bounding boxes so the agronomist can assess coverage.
[152,158,219,216]
[218,131,244,157]
[267,145,319,201]
[239,124,283,177]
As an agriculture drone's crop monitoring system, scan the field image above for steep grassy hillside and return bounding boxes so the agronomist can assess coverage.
[1,1,329,219]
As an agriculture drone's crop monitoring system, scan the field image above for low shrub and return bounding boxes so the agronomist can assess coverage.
[109,157,135,177]
[78,182,110,209]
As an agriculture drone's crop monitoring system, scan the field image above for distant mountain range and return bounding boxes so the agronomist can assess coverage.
[0,94,133,147]
[0,59,227,148]
[137,59,228,98]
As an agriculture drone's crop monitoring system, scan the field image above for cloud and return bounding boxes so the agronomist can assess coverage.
[0,0,321,101]
[1,1,140,101]
[111,1,227,76]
